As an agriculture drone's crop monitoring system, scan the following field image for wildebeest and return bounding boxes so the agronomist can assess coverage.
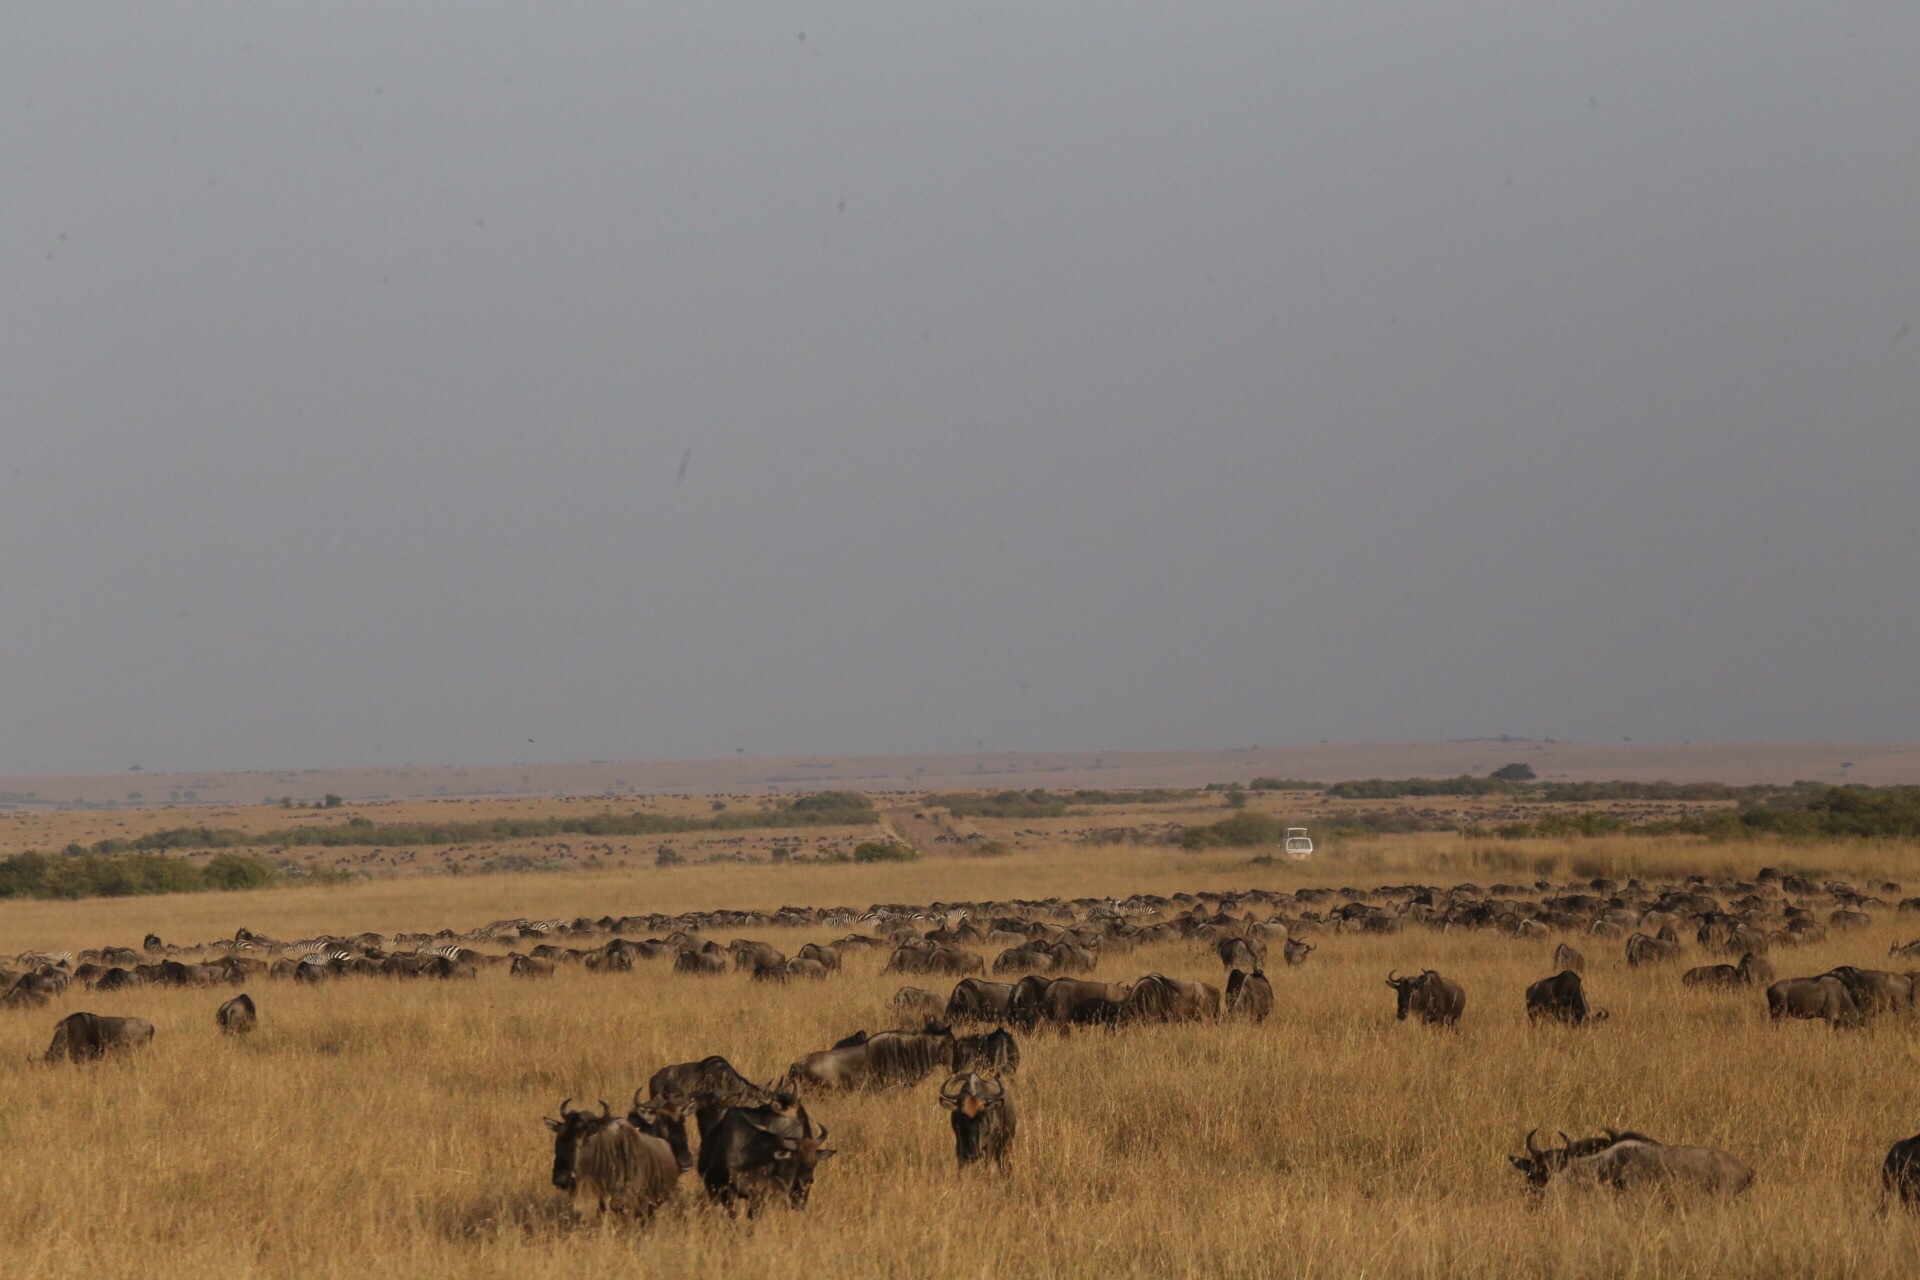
[647,1055,778,1138]
[891,986,946,1017]
[1682,951,1771,990]
[1766,975,1860,1026]
[1225,968,1274,1021]
[627,1091,696,1173]
[509,953,557,978]
[1216,936,1263,974]
[939,1072,1016,1169]
[785,1024,955,1091]
[1385,969,1466,1027]
[545,1098,679,1217]
[216,992,257,1035]
[1625,932,1683,968]
[1282,938,1315,967]
[945,978,1017,1024]
[674,947,728,975]
[1822,965,1911,1018]
[42,1012,155,1063]
[1008,976,1128,1029]
[1552,942,1585,972]
[697,1098,833,1215]
[1509,1129,1752,1196]
[1121,973,1221,1024]
[1882,1132,1920,1211]
[729,939,785,973]
[951,1027,1020,1074]
[795,941,842,972]
[1526,970,1607,1024]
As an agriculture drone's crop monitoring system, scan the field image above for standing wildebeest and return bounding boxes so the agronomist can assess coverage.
[1283,938,1315,967]
[1882,1132,1920,1211]
[939,1072,1016,1169]
[1225,968,1274,1021]
[729,940,785,973]
[951,1027,1020,1074]
[892,986,946,1017]
[1121,974,1221,1024]
[697,1100,834,1216]
[1552,942,1585,972]
[1526,970,1608,1024]
[674,947,728,975]
[1625,932,1683,968]
[785,1024,955,1091]
[545,1099,679,1218]
[945,978,1017,1024]
[1216,936,1263,974]
[1008,976,1128,1029]
[1822,966,1912,1018]
[216,993,257,1035]
[1508,1129,1752,1196]
[43,1012,155,1063]
[1386,970,1466,1027]
[647,1055,778,1139]
[1682,952,1771,991]
[627,1091,696,1173]
[1766,975,1860,1026]
[795,942,842,972]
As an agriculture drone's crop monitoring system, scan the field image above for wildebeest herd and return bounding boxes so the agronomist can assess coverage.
[16,863,1920,1214]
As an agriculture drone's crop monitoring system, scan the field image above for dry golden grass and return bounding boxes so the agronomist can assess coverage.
[3,837,1920,1278]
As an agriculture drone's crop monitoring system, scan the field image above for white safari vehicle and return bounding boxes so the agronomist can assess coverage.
[1282,828,1314,860]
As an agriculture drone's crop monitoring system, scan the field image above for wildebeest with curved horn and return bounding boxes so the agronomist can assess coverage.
[697,1098,834,1216]
[545,1098,680,1218]
[1385,969,1466,1027]
[647,1055,778,1140]
[627,1090,696,1173]
[1216,936,1263,974]
[1282,937,1315,967]
[945,977,1017,1024]
[216,992,257,1035]
[785,1023,955,1091]
[939,1072,1016,1169]
[1508,1128,1752,1195]
[1121,973,1220,1024]
[1552,942,1584,972]
[1625,932,1683,968]
[1526,970,1608,1024]
[1225,968,1274,1021]
[42,1012,154,1063]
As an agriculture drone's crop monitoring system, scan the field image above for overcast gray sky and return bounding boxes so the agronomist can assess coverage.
[3,4,1917,776]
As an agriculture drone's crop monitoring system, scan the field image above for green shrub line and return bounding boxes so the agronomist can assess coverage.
[68,794,879,857]
[926,788,1194,819]
[0,850,279,900]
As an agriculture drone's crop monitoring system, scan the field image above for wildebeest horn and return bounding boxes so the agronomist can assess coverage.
[939,1073,967,1100]
[982,1075,1005,1100]
[1559,1130,1573,1150]
[1525,1129,1542,1160]
[632,1087,647,1110]
[814,1124,827,1143]
[559,1096,574,1119]
[598,1099,611,1118]
[1386,970,1399,985]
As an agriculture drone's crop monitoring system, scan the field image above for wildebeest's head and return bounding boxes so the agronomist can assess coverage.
[629,1090,695,1172]
[939,1072,1009,1165]
[1507,1129,1567,1189]
[545,1098,614,1191]
[1385,970,1431,1020]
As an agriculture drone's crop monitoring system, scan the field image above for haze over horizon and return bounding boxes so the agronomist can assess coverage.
[5,6,1917,777]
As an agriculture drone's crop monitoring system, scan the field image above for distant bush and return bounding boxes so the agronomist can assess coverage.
[0,850,280,900]
[930,788,1193,819]
[1249,778,1321,791]
[1325,776,1513,800]
[1490,763,1537,783]
[852,840,918,863]
[786,791,875,814]
[1180,812,1283,850]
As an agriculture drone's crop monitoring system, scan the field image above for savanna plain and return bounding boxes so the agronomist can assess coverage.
[5,807,1920,1279]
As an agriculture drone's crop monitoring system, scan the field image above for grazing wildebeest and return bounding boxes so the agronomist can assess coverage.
[785,1024,955,1091]
[950,1027,1020,1075]
[697,1099,833,1216]
[783,957,831,980]
[1822,966,1911,1017]
[1282,938,1315,967]
[939,1072,1016,1169]
[1509,1129,1752,1196]
[1682,951,1771,991]
[1216,936,1263,974]
[1121,974,1221,1024]
[216,993,257,1035]
[892,986,946,1017]
[1625,932,1682,968]
[92,967,144,993]
[1225,968,1274,1021]
[510,953,557,978]
[1385,970,1466,1027]
[729,940,785,973]
[1008,976,1128,1029]
[1767,975,1861,1026]
[1882,1132,1920,1211]
[795,942,842,972]
[1552,942,1585,972]
[674,947,728,975]
[1526,970,1608,1024]
[546,1099,679,1218]
[945,978,1017,1024]
[648,1055,778,1140]
[43,1012,155,1063]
